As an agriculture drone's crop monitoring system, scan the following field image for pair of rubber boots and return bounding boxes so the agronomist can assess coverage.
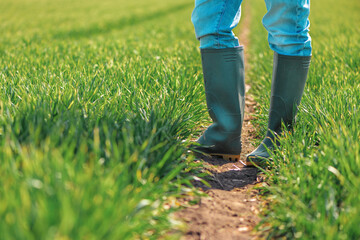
[196,47,311,166]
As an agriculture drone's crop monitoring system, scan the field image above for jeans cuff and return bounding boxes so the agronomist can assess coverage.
[199,34,240,49]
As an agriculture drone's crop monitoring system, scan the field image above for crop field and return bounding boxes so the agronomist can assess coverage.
[249,0,360,238]
[0,0,203,239]
[0,0,359,239]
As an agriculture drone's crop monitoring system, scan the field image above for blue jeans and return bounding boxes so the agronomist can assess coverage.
[192,0,312,56]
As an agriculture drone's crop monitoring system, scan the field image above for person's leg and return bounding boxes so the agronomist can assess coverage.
[262,0,312,56]
[192,0,245,161]
[192,0,243,49]
[246,0,312,166]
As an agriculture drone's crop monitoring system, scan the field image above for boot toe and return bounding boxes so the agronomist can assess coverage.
[246,143,271,167]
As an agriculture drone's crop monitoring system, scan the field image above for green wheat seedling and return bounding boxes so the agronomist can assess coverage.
[0,0,207,239]
[248,0,360,238]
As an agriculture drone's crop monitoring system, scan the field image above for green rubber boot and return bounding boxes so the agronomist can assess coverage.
[246,52,311,166]
[196,47,245,161]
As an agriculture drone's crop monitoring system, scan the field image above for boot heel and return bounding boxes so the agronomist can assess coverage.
[210,153,241,162]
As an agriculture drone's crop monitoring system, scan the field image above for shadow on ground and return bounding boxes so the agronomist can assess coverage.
[193,156,260,191]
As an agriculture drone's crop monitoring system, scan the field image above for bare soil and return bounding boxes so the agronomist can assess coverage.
[175,94,264,240]
[175,6,265,239]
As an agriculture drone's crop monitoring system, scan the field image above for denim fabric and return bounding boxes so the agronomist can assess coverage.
[191,0,243,49]
[191,0,312,56]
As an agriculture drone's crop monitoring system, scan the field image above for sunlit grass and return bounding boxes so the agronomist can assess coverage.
[248,0,360,238]
[0,0,207,239]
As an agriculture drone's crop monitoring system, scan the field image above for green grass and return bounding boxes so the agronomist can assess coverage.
[2,0,359,239]
[248,0,360,239]
[0,0,208,239]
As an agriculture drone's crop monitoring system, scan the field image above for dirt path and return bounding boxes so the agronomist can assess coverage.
[176,97,263,240]
[176,6,265,240]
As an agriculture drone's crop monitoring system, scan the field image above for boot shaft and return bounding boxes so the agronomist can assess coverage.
[201,47,245,128]
[197,47,245,155]
[267,53,311,135]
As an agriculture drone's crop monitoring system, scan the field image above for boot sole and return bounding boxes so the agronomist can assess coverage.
[245,160,256,167]
[245,159,265,167]
[210,153,240,161]
[207,153,249,166]
[245,156,268,167]
[193,150,247,166]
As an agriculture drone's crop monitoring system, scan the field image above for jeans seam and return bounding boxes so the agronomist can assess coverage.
[216,0,228,48]
[296,0,308,55]
[296,1,300,54]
